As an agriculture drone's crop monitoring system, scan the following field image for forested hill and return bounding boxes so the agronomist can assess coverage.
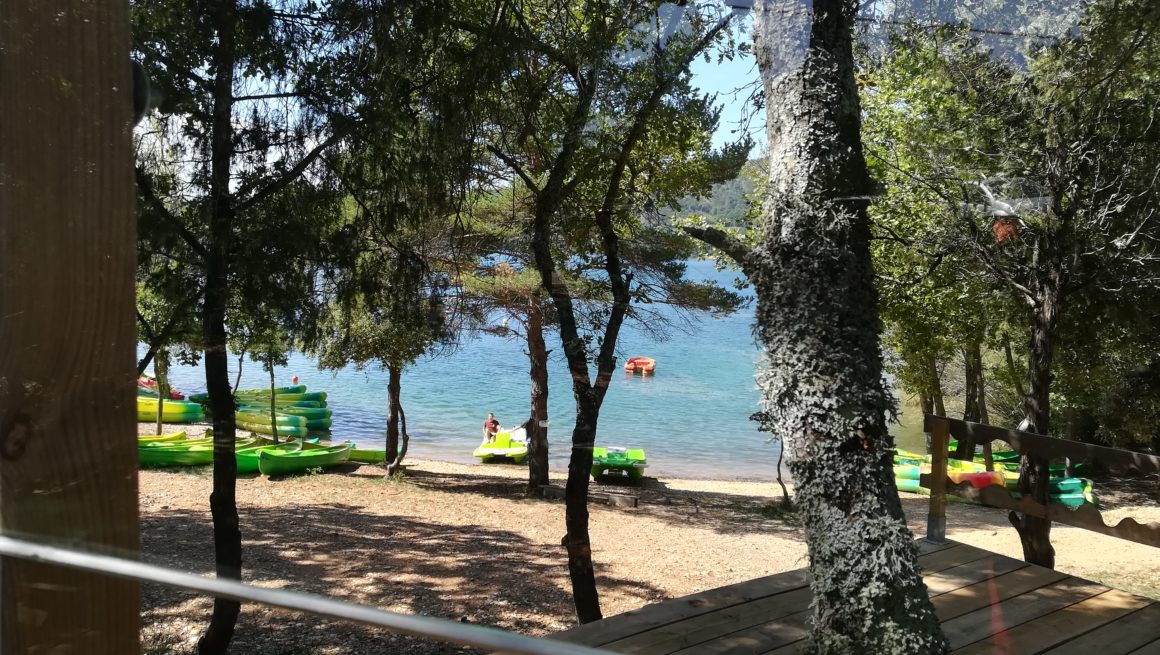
[667,158,762,226]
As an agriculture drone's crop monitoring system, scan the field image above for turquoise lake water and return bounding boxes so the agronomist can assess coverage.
[150,259,926,480]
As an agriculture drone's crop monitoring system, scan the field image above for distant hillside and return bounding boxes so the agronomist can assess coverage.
[668,159,762,226]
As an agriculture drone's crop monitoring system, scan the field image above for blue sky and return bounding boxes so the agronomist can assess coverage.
[688,14,765,152]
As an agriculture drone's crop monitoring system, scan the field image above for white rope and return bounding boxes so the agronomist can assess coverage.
[0,536,609,655]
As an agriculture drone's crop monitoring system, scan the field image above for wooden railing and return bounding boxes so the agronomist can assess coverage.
[922,414,1160,550]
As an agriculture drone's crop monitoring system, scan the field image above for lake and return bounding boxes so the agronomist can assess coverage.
[150,259,927,481]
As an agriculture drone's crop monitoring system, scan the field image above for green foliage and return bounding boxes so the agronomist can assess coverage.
[861,4,1160,440]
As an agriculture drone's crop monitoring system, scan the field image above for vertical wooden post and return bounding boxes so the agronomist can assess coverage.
[0,0,140,653]
[925,415,949,543]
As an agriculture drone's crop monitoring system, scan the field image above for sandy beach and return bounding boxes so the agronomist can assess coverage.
[138,424,1160,654]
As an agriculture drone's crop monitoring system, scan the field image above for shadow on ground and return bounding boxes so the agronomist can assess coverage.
[141,501,661,655]
[395,466,809,540]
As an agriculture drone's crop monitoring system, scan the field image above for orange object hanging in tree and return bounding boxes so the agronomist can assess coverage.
[992,217,1020,243]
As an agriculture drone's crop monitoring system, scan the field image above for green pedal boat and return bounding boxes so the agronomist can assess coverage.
[258,442,350,476]
[591,447,647,481]
[473,428,528,464]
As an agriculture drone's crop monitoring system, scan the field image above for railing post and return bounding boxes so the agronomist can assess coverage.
[925,415,949,543]
[0,1,140,651]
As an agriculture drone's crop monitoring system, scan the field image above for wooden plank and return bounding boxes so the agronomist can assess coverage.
[1129,638,1160,654]
[952,590,1153,655]
[917,537,959,555]
[605,587,812,654]
[917,543,994,574]
[942,577,1109,650]
[671,607,810,655]
[1043,602,1160,655]
[933,564,1068,621]
[0,1,139,654]
[923,553,1028,596]
[714,555,1028,655]
[557,540,988,649]
[555,569,811,647]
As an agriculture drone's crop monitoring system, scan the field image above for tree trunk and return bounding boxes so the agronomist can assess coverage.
[385,363,401,464]
[956,343,983,460]
[138,347,156,377]
[526,299,551,493]
[920,395,934,415]
[198,1,241,652]
[154,348,170,436]
[775,438,791,508]
[386,404,409,476]
[1009,280,1059,569]
[930,356,947,417]
[749,1,947,651]
[976,353,993,469]
[564,392,602,624]
[269,363,278,443]
[233,348,245,393]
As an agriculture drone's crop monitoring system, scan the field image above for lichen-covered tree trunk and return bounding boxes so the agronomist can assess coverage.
[750,1,947,652]
[1009,276,1058,568]
[385,363,401,464]
[526,297,550,493]
[198,1,241,652]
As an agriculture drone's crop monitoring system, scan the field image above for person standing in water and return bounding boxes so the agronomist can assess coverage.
[482,412,500,442]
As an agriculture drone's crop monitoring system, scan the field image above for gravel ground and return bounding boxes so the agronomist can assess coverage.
[138,423,1159,654]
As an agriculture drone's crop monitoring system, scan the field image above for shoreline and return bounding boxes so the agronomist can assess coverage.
[139,422,791,484]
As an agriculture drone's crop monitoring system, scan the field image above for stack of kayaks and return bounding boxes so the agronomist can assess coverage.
[892,448,1094,508]
[948,440,1089,476]
[473,428,528,464]
[591,447,647,481]
[137,397,205,423]
[185,384,333,436]
[138,374,185,400]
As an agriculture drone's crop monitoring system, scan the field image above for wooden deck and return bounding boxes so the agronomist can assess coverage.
[553,540,1160,654]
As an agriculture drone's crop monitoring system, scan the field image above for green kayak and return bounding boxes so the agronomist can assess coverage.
[235,391,326,402]
[233,385,308,396]
[304,417,332,430]
[258,443,350,476]
[237,421,309,439]
[139,437,212,449]
[138,431,187,444]
[237,440,302,474]
[349,444,386,463]
[140,438,258,467]
[241,405,331,419]
[591,447,646,481]
[236,411,307,427]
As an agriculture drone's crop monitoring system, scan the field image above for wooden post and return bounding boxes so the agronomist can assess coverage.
[0,0,140,652]
[924,415,949,543]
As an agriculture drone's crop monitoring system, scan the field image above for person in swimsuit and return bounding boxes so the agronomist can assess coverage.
[482,412,500,442]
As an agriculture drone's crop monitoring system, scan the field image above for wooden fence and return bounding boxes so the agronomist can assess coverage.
[922,414,1160,550]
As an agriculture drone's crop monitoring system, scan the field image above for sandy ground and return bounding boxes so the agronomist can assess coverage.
[138,423,1160,654]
